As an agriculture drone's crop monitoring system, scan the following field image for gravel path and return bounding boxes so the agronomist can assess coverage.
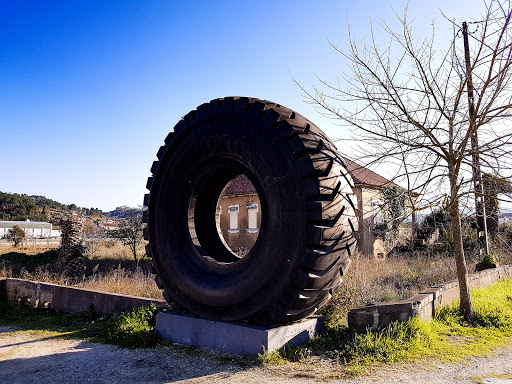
[1,326,511,384]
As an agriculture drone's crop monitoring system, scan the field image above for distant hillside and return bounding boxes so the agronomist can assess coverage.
[0,191,102,222]
[104,206,142,219]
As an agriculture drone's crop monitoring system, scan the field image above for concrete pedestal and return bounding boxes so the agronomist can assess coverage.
[156,311,324,356]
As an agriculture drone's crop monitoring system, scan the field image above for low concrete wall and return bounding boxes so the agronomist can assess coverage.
[348,265,512,331]
[0,277,167,315]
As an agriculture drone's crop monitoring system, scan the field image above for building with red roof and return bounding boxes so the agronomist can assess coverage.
[341,156,417,258]
[216,175,260,255]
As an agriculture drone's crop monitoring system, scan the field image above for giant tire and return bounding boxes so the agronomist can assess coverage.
[143,97,357,325]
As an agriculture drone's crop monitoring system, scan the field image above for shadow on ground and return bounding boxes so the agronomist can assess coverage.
[0,327,250,384]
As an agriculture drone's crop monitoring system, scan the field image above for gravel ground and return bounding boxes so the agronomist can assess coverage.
[1,326,512,384]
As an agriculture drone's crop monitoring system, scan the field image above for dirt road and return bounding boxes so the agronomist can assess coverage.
[1,326,511,384]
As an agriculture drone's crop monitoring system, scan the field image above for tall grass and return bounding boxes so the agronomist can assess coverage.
[323,253,458,327]
[77,265,162,299]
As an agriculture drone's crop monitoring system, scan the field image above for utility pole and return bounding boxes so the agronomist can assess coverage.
[462,21,490,257]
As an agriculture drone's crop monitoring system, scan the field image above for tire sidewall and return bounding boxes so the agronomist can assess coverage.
[149,112,308,320]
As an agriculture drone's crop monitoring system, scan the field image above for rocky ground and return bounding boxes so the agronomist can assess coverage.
[1,326,511,384]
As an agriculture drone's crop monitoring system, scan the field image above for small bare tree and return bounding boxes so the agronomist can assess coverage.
[83,220,106,258]
[111,210,146,264]
[298,0,512,321]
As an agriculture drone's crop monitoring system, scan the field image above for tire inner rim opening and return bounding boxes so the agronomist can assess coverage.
[188,173,262,264]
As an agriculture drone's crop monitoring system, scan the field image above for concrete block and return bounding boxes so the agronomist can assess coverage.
[378,302,417,327]
[156,311,324,356]
[348,307,377,330]
[377,301,414,314]
[2,278,167,315]
[348,306,379,331]
[409,293,433,307]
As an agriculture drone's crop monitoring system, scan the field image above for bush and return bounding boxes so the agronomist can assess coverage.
[104,304,160,348]
[7,225,26,247]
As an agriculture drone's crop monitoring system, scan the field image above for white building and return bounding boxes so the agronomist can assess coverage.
[0,220,53,238]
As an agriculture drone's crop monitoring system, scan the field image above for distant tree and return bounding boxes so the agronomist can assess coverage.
[0,191,101,221]
[90,208,102,217]
[83,220,106,258]
[111,211,146,263]
[7,225,25,248]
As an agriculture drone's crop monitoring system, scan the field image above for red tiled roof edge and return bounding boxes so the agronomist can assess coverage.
[222,174,257,196]
[340,155,401,189]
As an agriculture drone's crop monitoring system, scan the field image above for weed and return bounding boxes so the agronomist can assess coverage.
[102,304,160,348]
[258,348,289,365]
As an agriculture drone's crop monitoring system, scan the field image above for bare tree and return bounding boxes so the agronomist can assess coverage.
[83,219,106,258]
[111,210,146,264]
[297,0,512,322]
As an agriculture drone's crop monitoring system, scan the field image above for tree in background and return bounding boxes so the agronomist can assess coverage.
[7,225,25,248]
[299,0,512,321]
[111,211,146,264]
[83,219,106,258]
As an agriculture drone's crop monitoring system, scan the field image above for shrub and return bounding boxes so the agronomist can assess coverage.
[104,304,160,348]
[7,225,26,247]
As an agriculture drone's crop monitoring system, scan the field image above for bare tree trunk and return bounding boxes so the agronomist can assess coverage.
[448,174,476,323]
[131,238,138,264]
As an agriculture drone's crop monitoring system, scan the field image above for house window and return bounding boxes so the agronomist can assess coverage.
[228,205,239,233]
[246,203,259,233]
[371,198,384,226]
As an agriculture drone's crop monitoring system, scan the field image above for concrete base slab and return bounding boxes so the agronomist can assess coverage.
[156,311,324,356]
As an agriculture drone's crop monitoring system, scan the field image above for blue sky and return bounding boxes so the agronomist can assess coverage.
[0,0,487,211]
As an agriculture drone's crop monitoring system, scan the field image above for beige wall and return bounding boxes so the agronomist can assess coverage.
[353,186,416,258]
[217,193,261,253]
[353,186,385,257]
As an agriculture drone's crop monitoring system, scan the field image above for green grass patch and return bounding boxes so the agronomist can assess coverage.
[101,304,160,348]
[0,300,160,348]
[260,278,512,376]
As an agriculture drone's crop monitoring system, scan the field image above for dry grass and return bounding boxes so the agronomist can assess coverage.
[76,265,162,299]
[323,253,459,327]
[86,239,147,261]
[0,239,59,255]
[1,239,161,300]
[2,263,162,300]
